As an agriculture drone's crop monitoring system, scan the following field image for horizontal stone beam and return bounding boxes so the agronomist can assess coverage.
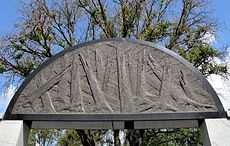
[31,120,198,129]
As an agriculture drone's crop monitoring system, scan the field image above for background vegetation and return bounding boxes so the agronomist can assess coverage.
[0,0,228,145]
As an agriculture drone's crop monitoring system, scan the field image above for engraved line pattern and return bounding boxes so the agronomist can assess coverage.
[12,41,218,114]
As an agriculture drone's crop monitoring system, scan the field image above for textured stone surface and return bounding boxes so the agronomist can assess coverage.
[11,40,218,114]
[0,120,29,146]
[200,119,230,146]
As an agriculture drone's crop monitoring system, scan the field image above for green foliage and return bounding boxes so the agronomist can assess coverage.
[0,63,5,74]
[14,44,23,50]
[89,7,101,25]
[143,128,202,146]
[176,44,227,76]
[48,35,55,41]
[19,37,26,44]
[17,60,35,76]
[119,2,139,37]
[0,0,229,145]
[125,129,144,146]
[58,23,63,27]
[142,21,172,42]
[14,52,24,59]
[201,63,228,76]
[56,129,105,146]
[124,128,202,146]
[49,13,56,19]
[57,130,81,146]
[31,33,43,42]
[28,129,60,146]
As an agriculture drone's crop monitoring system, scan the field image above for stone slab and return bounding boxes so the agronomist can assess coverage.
[31,120,199,129]
[200,118,230,146]
[0,120,29,146]
[6,39,223,117]
[32,121,124,129]
[134,120,198,129]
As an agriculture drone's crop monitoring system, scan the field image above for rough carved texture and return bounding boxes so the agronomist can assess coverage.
[12,40,218,114]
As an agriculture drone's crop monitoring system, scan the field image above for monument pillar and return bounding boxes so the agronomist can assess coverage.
[0,115,30,146]
[200,113,230,146]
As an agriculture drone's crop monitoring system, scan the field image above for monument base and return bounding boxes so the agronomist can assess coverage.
[200,118,230,146]
[0,120,30,146]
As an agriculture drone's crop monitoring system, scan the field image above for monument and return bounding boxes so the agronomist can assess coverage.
[0,39,228,146]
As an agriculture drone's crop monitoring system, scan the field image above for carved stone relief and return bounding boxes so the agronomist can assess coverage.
[11,40,218,114]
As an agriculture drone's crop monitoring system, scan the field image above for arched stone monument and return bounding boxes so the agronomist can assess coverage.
[0,39,227,146]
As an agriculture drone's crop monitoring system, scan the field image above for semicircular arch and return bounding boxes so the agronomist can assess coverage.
[4,38,225,120]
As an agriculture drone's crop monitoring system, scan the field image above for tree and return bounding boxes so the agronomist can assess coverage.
[57,130,106,146]
[124,128,201,146]
[28,129,60,146]
[0,0,227,145]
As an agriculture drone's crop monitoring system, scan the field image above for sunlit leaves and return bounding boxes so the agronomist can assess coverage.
[49,13,56,19]
[176,44,226,76]
[57,130,81,146]
[19,37,26,44]
[143,128,202,146]
[0,63,5,74]
[17,60,35,76]
[28,129,61,146]
[14,52,24,59]
[142,21,172,42]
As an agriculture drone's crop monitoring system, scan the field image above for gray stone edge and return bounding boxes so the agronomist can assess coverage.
[4,112,222,121]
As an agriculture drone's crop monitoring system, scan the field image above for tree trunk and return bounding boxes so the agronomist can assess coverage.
[114,129,120,146]
[76,130,95,146]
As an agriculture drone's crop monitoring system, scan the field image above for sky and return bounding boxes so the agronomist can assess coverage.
[0,0,21,35]
[0,0,230,113]
[211,0,230,46]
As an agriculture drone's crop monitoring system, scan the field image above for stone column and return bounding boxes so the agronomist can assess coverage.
[0,120,30,146]
[200,118,230,146]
